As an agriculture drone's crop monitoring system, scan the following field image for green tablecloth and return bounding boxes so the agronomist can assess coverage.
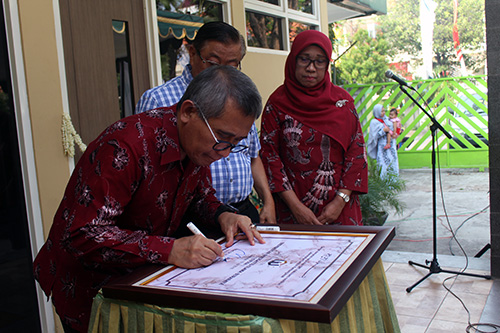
[89,259,399,332]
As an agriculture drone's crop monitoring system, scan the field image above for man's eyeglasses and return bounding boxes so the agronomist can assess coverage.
[296,55,329,69]
[197,50,242,70]
[193,101,248,153]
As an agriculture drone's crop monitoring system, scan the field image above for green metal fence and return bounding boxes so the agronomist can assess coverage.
[343,75,488,170]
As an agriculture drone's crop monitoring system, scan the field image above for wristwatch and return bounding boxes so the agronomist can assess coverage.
[337,191,350,203]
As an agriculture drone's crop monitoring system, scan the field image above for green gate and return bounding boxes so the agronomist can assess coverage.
[343,75,488,170]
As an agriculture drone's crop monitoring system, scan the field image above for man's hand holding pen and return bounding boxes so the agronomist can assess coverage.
[168,214,265,269]
[168,233,224,268]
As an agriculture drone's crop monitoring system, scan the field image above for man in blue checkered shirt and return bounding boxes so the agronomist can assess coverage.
[136,22,275,226]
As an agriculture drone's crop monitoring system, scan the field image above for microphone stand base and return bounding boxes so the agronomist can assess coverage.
[406,259,491,293]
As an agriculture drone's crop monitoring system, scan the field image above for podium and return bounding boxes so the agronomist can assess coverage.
[89,225,400,332]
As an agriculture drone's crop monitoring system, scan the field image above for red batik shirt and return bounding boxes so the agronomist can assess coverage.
[33,107,221,332]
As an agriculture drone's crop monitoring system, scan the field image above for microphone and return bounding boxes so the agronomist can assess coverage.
[385,70,413,89]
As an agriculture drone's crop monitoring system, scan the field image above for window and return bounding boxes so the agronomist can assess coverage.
[288,0,313,14]
[245,0,320,51]
[112,20,134,118]
[258,0,279,4]
[289,20,315,43]
[156,1,229,80]
[175,0,225,22]
[246,11,284,50]
[200,1,224,21]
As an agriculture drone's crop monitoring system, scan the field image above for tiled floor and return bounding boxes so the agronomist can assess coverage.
[383,253,497,333]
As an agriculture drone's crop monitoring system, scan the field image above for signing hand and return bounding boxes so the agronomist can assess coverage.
[168,235,223,269]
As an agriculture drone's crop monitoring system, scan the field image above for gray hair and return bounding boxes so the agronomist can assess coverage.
[178,66,262,119]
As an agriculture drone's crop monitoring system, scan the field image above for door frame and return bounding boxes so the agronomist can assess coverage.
[2,0,56,331]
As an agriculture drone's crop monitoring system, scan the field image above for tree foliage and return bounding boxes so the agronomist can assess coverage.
[157,0,217,18]
[335,29,390,85]
[157,0,183,11]
[379,0,485,75]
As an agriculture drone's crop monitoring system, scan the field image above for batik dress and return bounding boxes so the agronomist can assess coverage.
[260,102,368,225]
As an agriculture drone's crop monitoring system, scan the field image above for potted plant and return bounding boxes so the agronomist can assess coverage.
[360,159,406,226]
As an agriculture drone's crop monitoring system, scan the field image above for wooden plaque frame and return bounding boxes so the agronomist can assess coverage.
[102,225,394,323]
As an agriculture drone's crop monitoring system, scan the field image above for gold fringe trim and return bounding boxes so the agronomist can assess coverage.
[157,16,204,28]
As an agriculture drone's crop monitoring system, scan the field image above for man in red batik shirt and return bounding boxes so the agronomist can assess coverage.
[33,66,264,332]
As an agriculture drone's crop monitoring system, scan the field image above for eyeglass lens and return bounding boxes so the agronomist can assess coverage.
[193,101,248,153]
[213,142,248,153]
[296,56,328,69]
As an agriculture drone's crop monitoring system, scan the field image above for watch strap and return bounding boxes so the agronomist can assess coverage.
[337,191,350,203]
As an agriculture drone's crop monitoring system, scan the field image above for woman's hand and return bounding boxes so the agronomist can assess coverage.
[317,198,345,225]
[318,190,352,225]
[259,201,277,224]
[290,202,322,225]
[279,190,321,225]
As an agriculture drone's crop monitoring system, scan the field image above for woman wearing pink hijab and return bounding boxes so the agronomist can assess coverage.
[260,30,368,226]
[367,104,399,179]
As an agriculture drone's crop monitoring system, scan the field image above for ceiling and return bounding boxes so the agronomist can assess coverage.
[326,0,387,23]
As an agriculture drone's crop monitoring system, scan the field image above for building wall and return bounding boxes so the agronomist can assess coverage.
[486,0,499,277]
[16,3,70,236]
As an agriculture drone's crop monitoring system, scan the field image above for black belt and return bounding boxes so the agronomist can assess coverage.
[228,197,252,212]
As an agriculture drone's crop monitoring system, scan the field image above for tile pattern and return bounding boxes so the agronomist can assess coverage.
[384,261,495,332]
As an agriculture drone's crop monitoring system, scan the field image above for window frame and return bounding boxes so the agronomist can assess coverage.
[245,0,321,52]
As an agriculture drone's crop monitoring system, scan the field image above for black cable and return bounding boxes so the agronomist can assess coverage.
[448,204,490,256]
[411,88,498,332]
[466,322,500,333]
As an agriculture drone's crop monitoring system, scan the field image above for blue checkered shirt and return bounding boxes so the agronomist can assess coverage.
[135,65,260,204]
[135,65,194,113]
[211,123,260,204]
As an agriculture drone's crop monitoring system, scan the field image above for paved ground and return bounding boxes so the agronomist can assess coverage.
[383,168,491,261]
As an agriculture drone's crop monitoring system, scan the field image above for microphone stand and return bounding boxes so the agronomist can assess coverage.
[395,84,491,293]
